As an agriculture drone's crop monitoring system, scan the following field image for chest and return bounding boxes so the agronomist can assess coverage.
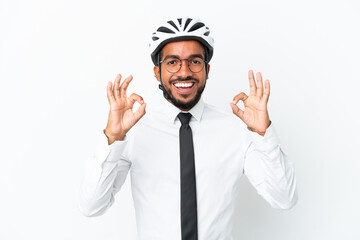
[128,121,245,185]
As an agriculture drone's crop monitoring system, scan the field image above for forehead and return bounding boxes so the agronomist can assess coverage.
[162,40,205,58]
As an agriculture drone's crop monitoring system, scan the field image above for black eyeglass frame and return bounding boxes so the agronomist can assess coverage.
[159,56,207,73]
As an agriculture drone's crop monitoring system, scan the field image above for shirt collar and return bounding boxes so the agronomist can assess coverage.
[161,97,205,123]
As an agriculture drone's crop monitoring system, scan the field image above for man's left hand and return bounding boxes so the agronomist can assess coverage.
[230,70,271,136]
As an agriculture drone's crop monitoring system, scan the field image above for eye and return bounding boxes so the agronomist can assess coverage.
[190,58,202,65]
[166,58,179,65]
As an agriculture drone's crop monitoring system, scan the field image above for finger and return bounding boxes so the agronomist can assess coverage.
[113,74,121,99]
[230,102,245,121]
[256,72,263,97]
[263,79,270,102]
[128,93,144,109]
[106,81,115,103]
[134,103,147,123]
[248,70,256,96]
[232,92,248,105]
[120,75,133,99]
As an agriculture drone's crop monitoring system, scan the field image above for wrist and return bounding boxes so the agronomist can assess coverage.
[103,129,125,144]
[247,121,271,136]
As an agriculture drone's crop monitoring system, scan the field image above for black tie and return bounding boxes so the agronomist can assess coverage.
[178,112,198,240]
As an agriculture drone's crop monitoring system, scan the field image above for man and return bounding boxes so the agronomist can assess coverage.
[79,17,297,240]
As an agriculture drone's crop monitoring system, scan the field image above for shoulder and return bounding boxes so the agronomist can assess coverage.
[201,103,252,145]
[129,102,173,133]
[203,103,239,122]
[202,103,248,130]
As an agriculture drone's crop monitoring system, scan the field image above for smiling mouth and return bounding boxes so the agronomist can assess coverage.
[173,81,195,88]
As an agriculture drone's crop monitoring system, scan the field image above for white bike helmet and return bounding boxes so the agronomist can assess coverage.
[150,17,214,65]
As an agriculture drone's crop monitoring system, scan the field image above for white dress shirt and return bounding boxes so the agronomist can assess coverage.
[79,97,297,240]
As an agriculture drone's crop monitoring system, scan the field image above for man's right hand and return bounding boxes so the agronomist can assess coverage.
[104,74,146,145]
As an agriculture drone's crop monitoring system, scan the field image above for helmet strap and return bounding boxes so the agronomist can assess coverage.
[158,54,170,100]
[204,47,209,78]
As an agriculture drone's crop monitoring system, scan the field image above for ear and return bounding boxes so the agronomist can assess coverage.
[153,66,160,82]
[206,64,210,80]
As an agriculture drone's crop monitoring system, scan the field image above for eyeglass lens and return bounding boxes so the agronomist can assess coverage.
[163,57,205,73]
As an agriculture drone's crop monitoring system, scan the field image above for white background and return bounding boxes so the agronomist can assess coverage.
[1,0,359,239]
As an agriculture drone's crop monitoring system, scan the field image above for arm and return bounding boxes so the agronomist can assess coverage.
[78,74,146,216]
[78,131,131,216]
[243,123,297,209]
[230,70,297,209]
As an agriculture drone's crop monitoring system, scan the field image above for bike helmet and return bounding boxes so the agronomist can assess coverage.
[150,17,214,65]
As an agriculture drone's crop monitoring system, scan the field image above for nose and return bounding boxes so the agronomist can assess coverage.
[177,59,192,77]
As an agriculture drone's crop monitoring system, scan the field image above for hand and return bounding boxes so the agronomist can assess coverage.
[230,70,270,136]
[104,74,146,144]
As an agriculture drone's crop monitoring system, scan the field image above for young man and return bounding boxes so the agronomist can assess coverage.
[79,17,297,240]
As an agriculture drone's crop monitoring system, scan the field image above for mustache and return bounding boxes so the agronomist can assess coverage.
[169,76,199,84]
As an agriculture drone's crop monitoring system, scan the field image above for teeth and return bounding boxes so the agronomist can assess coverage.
[174,82,193,88]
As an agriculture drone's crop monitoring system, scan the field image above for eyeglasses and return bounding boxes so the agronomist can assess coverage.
[160,57,206,73]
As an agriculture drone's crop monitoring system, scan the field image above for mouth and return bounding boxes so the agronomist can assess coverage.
[172,81,196,95]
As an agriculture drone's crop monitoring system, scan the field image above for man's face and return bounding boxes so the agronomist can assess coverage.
[154,40,210,111]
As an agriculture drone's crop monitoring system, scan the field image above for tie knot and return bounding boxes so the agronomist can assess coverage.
[178,112,192,125]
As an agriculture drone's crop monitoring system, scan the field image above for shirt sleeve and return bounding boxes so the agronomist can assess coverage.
[243,123,298,209]
[78,130,131,217]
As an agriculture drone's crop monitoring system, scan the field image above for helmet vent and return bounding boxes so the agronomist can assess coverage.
[184,18,193,31]
[167,20,180,32]
[150,17,214,66]
[188,22,205,32]
[157,26,175,34]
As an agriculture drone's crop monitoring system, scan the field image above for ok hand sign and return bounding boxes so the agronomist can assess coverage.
[104,74,146,144]
[230,70,271,136]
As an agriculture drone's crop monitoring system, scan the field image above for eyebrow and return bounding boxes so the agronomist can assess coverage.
[163,54,205,61]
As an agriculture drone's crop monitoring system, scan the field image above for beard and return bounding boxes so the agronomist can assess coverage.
[162,76,206,110]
